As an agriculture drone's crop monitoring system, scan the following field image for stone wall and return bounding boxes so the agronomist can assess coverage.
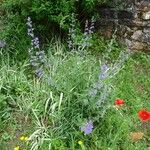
[96,1,150,52]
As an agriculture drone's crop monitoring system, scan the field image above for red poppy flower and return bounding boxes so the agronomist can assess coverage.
[114,99,125,106]
[138,109,150,121]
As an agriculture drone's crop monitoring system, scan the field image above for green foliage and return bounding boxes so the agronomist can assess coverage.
[2,0,110,24]
[90,33,124,63]
[1,0,113,60]
[81,0,109,11]
[0,0,150,149]
[0,41,149,149]
[2,0,72,32]
[1,0,110,38]
[0,94,11,128]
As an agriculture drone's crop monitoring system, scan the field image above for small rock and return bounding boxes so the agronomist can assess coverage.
[141,34,150,43]
[142,11,150,20]
[136,1,150,12]
[131,30,143,40]
[143,28,150,33]
[130,132,144,142]
[132,42,144,50]
[133,19,150,27]
[131,41,150,51]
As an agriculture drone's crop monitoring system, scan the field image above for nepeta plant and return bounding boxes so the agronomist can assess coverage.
[67,14,95,51]
[81,17,95,50]
[27,17,45,78]
[89,63,112,106]
[67,13,76,51]
[89,50,131,112]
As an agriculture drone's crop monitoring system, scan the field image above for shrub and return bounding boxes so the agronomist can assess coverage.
[1,0,111,39]
[1,0,112,60]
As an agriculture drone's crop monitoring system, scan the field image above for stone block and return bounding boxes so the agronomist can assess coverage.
[131,41,150,51]
[142,11,150,20]
[133,19,150,27]
[131,30,143,40]
[96,2,150,52]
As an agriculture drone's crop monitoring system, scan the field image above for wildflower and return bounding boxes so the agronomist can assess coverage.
[20,136,25,141]
[24,136,29,141]
[100,64,109,73]
[14,146,20,150]
[35,68,44,78]
[99,64,109,80]
[114,99,125,106]
[26,16,46,78]
[78,140,83,145]
[138,109,150,121]
[67,14,94,51]
[36,51,45,63]
[81,120,94,135]
[20,136,29,141]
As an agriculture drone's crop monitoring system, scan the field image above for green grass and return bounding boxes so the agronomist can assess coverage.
[0,45,149,150]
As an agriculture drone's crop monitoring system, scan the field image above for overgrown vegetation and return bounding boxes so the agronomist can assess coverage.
[0,0,150,150]
[1,0,108,38]
[1,0,125,54]
[0,46,149,149]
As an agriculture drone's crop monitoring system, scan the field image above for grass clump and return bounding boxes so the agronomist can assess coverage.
[0,42,149,149]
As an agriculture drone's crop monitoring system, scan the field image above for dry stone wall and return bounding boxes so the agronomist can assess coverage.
[96,1,150,51]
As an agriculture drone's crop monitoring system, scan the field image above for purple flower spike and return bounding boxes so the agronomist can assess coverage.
[99,64,109,80]
[35,68,44,78]
[81,120,94,135]
[101,64,108,72]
